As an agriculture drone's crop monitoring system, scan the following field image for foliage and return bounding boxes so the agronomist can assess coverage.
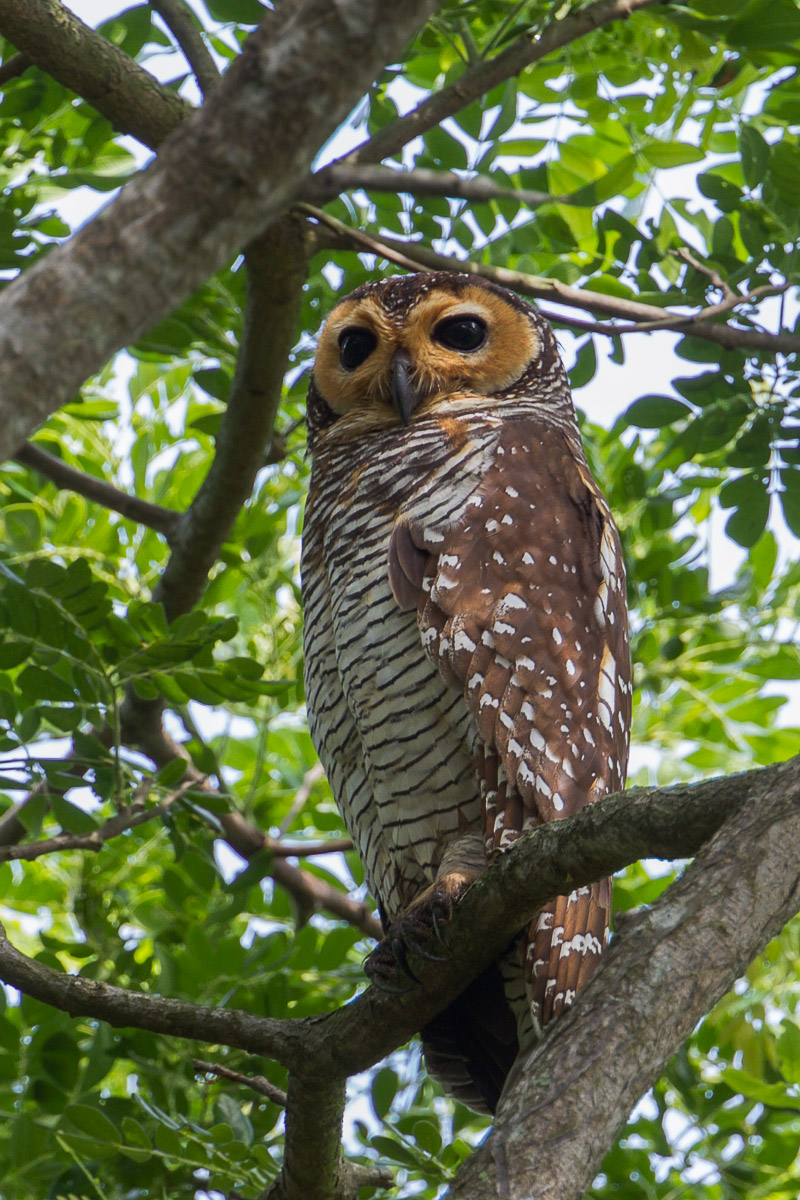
[0,0,798,1196]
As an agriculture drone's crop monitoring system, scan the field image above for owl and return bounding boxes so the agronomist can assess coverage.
[301,272,631,1114]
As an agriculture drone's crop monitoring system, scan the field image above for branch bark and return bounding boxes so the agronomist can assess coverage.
[312,163,562,208]
[0,0,189,149]
[13,442,182,541]
[447,756,800,1199]
[0,0,442,465]
[150,0,220,97]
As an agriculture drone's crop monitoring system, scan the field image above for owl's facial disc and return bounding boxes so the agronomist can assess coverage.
[312,278,543,422]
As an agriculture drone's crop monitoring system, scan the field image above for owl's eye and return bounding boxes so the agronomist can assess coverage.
[338,327,376,370]
[433,315,487,353]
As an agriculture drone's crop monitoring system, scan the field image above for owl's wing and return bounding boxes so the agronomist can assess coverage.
[388,418,630,1026]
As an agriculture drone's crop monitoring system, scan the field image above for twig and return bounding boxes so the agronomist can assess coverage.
[312,163,563,209]
[673,246,737,302]
[0,51,28,86]
[278,762,326,835]
[14,442,182,541]
[339,0,666,166]
[298,203,430,273]
[0,783,48,848]
[150,0,220,97]
[305,210,800,356]
[191,1058,288,1107]
[0,776,204,862]
[0,0,188,150]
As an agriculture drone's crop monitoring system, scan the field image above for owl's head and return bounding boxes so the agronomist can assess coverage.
[307,272,569,442]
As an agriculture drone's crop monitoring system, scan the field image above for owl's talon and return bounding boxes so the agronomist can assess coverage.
[402,934,449,963]
[430,900,452,947]
[390,935,420,982]
[363,940,418,992]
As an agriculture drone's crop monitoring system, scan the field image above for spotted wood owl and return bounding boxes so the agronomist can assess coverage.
[301,272,631,1113]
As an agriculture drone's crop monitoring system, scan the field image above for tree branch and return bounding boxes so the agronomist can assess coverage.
[0,915,300,1062]
[312,163,562,208]
[13,442,182,541]
[149,0,220,97]
[0,51,28,86]
[447,757,800,1199]
[191,1058,288,1107]
[305,211,800,355]
[0,776,202,862]
[0,0,189,150]
[150,218,309,624]
[0,0,442,465]
[341,0,667,167]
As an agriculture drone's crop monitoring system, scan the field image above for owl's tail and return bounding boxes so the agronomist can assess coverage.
[420,959,521,1114]
[528,877,611,1026]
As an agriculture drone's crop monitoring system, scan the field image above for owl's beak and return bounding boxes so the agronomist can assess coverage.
[390,348,419,425]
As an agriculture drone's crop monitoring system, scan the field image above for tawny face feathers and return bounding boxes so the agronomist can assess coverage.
[312,273,544,424]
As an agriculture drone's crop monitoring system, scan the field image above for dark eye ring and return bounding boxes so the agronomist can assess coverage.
[338,327,376,371]
[433,315,487,353]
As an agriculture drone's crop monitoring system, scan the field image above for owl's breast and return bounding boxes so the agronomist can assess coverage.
[302,416,499,916]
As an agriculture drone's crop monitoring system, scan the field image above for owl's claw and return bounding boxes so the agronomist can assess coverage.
[363,938,418,992]
[430,896,453,947]
[363,877,470,989]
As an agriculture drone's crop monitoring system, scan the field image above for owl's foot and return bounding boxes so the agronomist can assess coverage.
[363,875,472,992]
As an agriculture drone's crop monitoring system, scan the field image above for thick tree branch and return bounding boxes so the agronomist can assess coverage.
[150,0,220,97]
[275,758,800,1200]
[341,0,667,167]
[306,212,800,355]
[150,219,309,623]
[13,442,182,541]
[0,0,442,465]
[447,757,800,1199]
[0,0,189,150]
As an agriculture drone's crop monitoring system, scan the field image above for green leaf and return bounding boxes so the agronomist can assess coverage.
[727,0,800,48]
[740,124,770,188]
[0,641,30,669]
[40,1032,80,1088]
[51,795,98,835]
[64,1103,120,1143]
[156,758,189,788]
[623,395,692,428]
[776,1020,800,1083]
[17,666,76,703]
[568,338,597,389]
[203,0,266,23]
[779,468,800,537]
[193,367,230,401]
[642,141,706,169]
[371,1067,399,1120]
